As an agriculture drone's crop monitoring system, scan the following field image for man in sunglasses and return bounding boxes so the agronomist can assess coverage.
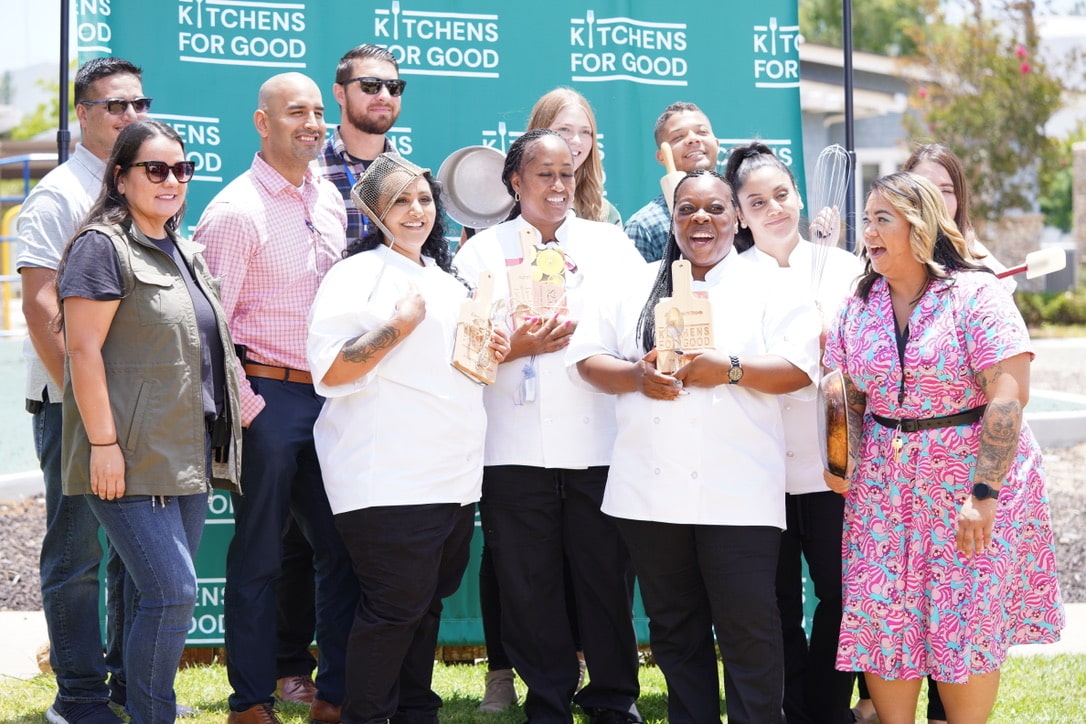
[17,57,150,724]
[316,43,406,242]
[195,72,356,724]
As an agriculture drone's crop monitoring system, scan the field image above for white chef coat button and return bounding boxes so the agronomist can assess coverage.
[691,471,698,479]
[654,467,661,475]
[786,451,795,458]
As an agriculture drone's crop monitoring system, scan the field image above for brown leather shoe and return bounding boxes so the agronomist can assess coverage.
[227,703,282,724]
[276,675,317,705]
[308,699,342,724]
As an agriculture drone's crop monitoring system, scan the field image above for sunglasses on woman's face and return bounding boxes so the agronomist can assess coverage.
[341,76,407,97]
[79,97,153,115]
[127,161,196,183]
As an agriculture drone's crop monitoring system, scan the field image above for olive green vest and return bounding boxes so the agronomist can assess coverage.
[62,221,242,497]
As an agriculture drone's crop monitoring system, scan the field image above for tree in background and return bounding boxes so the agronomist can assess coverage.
[903,0,1066,222]
[799,0,927,56]
[801,0,1077,227]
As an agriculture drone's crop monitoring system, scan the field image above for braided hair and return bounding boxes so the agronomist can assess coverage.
[634,170,733,353]
[501,128,565,221]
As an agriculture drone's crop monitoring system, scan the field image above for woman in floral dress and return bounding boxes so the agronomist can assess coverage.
[823,172,1063,724]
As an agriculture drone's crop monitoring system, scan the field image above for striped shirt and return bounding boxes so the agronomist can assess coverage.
[194,152,347,423]
[313,126,394,244]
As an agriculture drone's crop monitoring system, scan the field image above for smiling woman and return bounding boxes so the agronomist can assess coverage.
[825,171,1065,723]
[569,169,820,722]
[53,119,243,724]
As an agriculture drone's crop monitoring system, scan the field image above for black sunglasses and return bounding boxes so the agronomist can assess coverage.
[126,161,196,184]
[79,97,153,115]
[341,77,406,97]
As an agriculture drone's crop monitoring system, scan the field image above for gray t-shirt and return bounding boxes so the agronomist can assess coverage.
[60,229,226,418]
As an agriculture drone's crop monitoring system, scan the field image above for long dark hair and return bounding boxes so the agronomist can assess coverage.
[723,141,799,253]
[82,119,189,232]
[501,128,565,221]
[53,120,188,331]
[855,172,991,303]
[634,170,733,353]
[343,173,470,288]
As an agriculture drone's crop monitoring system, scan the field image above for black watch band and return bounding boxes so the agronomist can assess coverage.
[972,483,1001,500]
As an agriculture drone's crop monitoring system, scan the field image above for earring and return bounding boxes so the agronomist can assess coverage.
[514,192,521,202]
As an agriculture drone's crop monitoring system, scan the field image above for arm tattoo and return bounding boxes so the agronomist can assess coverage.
[341,324,401,365]
[975,361,1004,391]
[975,399,1021,486]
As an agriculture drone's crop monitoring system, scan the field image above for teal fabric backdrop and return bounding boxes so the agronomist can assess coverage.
[80,0,807,647]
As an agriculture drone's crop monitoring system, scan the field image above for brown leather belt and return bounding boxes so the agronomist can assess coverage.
[872,404,986,433]
[243,362,313,385]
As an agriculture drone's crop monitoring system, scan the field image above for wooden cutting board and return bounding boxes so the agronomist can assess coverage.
[507,226,569,327]
[452,270,498,385]
[653,259,713,374]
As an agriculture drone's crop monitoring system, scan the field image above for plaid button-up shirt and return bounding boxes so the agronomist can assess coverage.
[314,126,395,244]
[623,194,671,262]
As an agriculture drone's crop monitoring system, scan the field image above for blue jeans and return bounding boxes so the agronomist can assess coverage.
[34,399,126,705]
[85,492,206,724]
[224,378,357,711]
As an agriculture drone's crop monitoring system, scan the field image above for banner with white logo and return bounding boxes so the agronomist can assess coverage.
[80,0,804,646]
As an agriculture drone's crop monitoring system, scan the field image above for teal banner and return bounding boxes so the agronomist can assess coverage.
[78,0,805,647]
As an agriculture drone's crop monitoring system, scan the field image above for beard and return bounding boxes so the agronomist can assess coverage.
[344,100,399,136]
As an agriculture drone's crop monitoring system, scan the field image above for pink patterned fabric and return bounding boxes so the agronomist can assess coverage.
[824,271,1064,683]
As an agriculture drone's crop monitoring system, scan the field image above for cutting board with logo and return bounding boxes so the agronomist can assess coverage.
[653,259,713,374]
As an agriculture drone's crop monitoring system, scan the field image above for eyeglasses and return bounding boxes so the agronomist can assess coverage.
[79,97,153,115]
[126,161,196,183]
[340,77,406,97]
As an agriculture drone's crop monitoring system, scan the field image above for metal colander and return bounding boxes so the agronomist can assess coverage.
[350,153,431,242]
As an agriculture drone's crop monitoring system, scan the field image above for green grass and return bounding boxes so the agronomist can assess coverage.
[2,655,1085,723]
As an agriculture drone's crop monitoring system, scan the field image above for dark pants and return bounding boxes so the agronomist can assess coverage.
[277,515,317,679]
[224,378,358,710]
[776,491,855,724]
[616,519,785,724]
[479,536,582,672]
[335,503,475,724]
[479,465,641,723]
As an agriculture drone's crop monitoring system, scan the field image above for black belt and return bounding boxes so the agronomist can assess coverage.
[872,404,986,433]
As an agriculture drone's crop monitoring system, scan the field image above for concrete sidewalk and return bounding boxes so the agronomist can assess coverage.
[2,605,1085,681]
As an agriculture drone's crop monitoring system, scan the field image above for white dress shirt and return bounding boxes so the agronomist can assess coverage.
[567,250,820,527]
[454,213,646,468]
[742,241,863,495]
[308,246,485,514]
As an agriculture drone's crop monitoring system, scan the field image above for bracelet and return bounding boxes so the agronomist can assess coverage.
[89,440,118,447]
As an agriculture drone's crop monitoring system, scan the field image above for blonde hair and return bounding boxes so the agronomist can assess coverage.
[526,88,607,222]
[856,172,989,302]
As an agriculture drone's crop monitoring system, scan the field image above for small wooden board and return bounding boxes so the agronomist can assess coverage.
[452,271,498,385]
[817,368,851,477]
[508,226,569,327]
[653,259,713,374]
